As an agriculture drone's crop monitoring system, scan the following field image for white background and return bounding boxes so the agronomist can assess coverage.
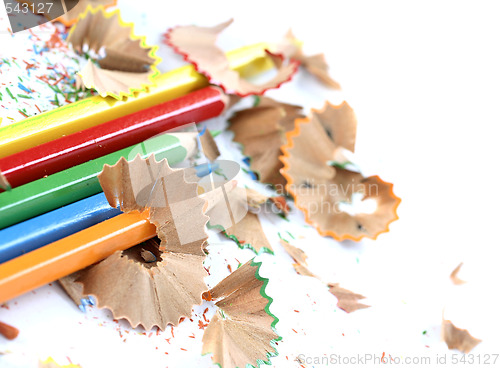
[1,1,500,367]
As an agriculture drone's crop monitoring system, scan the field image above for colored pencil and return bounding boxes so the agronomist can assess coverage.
[0,43,273,158]
[0,212,157,304]
[0,132,198,229]
[0,146,222,263]
[0,86,225,191]
[0,152,222,264]
[0,193,120,264]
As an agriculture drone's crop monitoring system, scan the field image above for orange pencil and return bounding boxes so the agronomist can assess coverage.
[0,212,156,304]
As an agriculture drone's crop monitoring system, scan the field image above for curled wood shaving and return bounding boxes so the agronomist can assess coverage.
[313,101,357,152]
[442,319,481,353]
[67,7,160,99]
[229,97,304,188]
[199,129,221,161]
[190,164,286,254]
[202,260,280,368]
[98,154,208,252]
[204,185,286,254]
[450,262,466,285]
[276,30,341,89]
[280,240,369,313]
[58,270,88,307]
[76,60,153,98]
[327,283,370,313]
[225,212,273,254]
[61,155,209,330]
[279,240,316,278]
[77,237,208,330]
[165,19,299,97]
[246,188,289,215]
[280,103,400,241]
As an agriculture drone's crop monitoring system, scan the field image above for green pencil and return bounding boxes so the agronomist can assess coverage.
[0,132,198,230]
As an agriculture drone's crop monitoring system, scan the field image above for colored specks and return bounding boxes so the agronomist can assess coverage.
[278,213,290,221]
[198,320,208,330]
[78,296,96,313]
[6,87,17,102]
[0,22,94,125]
[253,95,261,107]
[23,60,36,72]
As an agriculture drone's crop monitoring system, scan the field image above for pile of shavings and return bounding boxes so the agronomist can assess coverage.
[0,22,93,126]
[1,10,484,368]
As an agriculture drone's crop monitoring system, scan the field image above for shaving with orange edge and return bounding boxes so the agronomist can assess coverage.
[229,97,304,188]
[280,102,400,241]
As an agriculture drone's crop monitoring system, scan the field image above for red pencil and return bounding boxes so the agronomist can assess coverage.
[0,86,227,191]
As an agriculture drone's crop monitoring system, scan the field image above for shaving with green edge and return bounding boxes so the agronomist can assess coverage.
[202,260,281,368]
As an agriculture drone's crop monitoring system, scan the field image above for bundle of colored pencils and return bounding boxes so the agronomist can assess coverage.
[0,43,274,304]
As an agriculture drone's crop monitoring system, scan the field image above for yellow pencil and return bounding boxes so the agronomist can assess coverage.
[0,43,273,159]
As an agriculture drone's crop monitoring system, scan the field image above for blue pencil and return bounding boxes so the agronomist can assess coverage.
[0,193,120,264]
[0,160,218,264]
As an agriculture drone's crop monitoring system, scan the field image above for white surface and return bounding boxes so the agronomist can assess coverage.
[2,1,500,367]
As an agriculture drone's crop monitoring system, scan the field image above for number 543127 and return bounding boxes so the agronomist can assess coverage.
[5,2,54,14]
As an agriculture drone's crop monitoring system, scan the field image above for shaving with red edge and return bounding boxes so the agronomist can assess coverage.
[164,19,299,97]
